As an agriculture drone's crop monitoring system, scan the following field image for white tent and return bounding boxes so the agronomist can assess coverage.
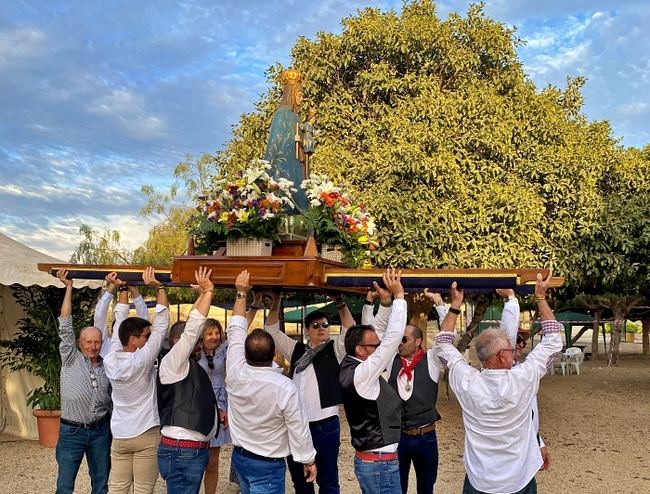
[0,233,101,439]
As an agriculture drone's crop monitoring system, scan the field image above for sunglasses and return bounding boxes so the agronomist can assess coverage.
[310,322,329,329]
[401,336,410,344]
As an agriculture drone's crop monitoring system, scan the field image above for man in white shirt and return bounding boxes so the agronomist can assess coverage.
[339,268,406,494]
[264,293,354,494]
[362,286,447,494]
[434,272,562,494]
[157,266,220,493]
[103,268,169,494]
[226,270,317,494]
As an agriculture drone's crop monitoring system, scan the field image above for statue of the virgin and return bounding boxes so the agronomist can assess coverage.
[264,68,308,211]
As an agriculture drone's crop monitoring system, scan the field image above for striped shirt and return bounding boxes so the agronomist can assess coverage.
[59,315,112,423]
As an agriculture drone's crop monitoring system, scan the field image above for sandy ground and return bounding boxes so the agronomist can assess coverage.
[1,339,649,493]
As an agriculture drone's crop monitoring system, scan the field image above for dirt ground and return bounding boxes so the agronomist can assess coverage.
[1,340,649,493]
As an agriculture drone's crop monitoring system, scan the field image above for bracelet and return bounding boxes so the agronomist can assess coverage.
[449,307,461,315]
[536,297,546,301]
[157,285,166,290]
[118,285,129,292]
[364,300,374,306]
[249,304,262,310]
[203,289,214,295]
[236,291,248,299]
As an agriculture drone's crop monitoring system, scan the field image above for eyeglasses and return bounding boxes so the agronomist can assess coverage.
[516,337,525,346]
[206,354,215,370]
[497,348,515,357]
[310,322,329,329]
[359,343,381,349]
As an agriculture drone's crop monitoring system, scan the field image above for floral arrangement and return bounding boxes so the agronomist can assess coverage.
[191,159,296,254]
[301,174,377,266]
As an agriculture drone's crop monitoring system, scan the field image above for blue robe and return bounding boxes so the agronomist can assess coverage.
[264,107,307,210]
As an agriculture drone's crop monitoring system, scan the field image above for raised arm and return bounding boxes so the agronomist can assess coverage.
[130,285,149,321]
[246,291,264,327]
[333,294,355,361]
[361,283,393,338]
[159,267,213,384]
[354,269,407,391]
[94,276,116,331]
[56,269,76,364]
[434,282,467,371]
[226,271,251,375]
[131,267,169,368]
[519,270,563,376]
[496,288,519,346]
[263,292,297,360]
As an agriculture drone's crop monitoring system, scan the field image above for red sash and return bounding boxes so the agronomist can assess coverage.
[399,347,425,381]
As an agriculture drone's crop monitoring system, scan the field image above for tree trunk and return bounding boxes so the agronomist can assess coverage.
[608,318,622,367]
[591,312,601,360]
[456,296,492,354]
[642,317,650,356]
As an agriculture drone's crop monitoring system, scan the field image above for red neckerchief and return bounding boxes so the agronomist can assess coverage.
[399,347,426,381]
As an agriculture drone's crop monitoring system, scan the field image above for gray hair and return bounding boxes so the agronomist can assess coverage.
[476,328,510,363]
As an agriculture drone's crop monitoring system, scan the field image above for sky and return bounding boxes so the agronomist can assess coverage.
[1,1,649,260]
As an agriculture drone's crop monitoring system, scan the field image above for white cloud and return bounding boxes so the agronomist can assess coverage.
[0,27,48,68]
[617,102,649,116]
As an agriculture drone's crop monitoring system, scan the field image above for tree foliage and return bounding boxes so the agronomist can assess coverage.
[202,0,649,297]
[69,224,132,264]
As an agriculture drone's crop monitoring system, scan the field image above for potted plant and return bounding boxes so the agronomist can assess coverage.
[301,174,377,267]
[0,284,95,447]
[191,159,296,256]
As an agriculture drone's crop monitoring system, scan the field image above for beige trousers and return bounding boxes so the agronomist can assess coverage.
[109,426,160,494]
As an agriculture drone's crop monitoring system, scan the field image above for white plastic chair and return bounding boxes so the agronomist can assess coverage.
[550,353,566,375]
[564,347,584,375]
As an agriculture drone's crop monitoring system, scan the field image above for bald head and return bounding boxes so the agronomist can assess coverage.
[78,326,102,361]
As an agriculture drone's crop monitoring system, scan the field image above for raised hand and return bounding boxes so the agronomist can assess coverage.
[450,281,464,308]
[535,266,553,300]
[235,270,250,292]
[56,269,73,288]
[382,268,404,299]
[423,288,443,306]
[195,266,214,292]
[142,267,161,288]
[495,288,515,299]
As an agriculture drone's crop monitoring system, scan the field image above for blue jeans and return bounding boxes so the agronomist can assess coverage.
[398,430,438,493]
[157,443,209,494]
[232,446,285,494]
[462,475,537,494]
[287,415,340,494]
[55,419,111,494]
[354,456,401,494]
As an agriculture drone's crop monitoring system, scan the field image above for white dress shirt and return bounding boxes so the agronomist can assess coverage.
[94,290,149,358]
[103,303,168,439]
[435,320,562,494]
[158,309,219,442]
[265,321,347,422]
[226,315,316,464]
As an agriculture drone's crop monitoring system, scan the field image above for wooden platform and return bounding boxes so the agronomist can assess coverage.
[38,239,564,295]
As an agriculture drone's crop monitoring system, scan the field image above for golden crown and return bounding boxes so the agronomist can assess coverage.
[281,68,302,85]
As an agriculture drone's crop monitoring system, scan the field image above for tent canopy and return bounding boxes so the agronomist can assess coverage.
[0,233,99,288]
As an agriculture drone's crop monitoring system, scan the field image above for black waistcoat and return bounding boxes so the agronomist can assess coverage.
[289,340,341,408]
[339,355,401,451]
[388,354,440,429]
[158,359,217,437]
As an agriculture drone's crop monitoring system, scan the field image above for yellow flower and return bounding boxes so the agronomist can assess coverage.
[219,211,229,223]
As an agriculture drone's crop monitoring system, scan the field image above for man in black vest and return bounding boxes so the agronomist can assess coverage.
[157,267,219,493]
[339,268,406,494]
[264,293,355,494]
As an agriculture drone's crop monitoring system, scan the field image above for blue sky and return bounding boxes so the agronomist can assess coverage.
[1,1,649,260]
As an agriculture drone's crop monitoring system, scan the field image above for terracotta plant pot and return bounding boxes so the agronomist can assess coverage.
[32,409,61,448]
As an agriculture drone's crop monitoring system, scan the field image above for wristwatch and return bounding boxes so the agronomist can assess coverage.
[236,291,248,299]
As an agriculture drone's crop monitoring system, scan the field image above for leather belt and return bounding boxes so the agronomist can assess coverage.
[233,446,284,462]
[401,422,436,436]
[355,450,399,462]
[60,415,108,429]
[160,436,209,449]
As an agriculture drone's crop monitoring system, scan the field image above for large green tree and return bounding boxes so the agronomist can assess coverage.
[212,0,633,288]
